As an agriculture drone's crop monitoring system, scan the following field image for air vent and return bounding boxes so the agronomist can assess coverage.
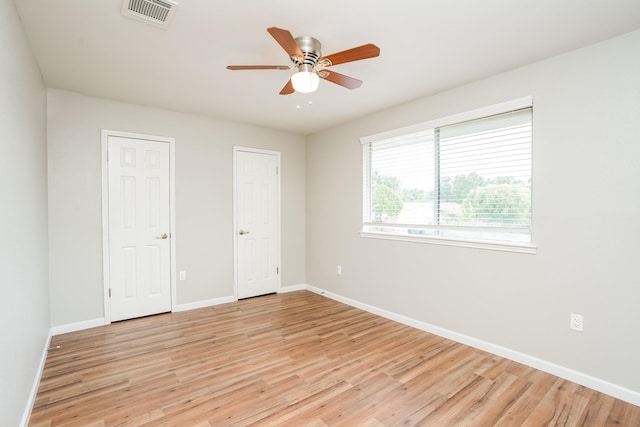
[121,0,179,28]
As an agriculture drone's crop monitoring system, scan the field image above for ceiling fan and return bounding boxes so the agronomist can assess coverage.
[227,27,380,95]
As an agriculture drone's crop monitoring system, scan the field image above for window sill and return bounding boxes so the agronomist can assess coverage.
[359,231,537,254]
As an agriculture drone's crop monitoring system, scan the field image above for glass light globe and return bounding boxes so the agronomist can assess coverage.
[291,71,319,93]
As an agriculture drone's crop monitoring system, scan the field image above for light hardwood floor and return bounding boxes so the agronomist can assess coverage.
[30,291,640,426]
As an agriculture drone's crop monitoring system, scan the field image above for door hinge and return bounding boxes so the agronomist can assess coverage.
[108,288,111,298]
[277,267,279,275]
[276,166,279,175]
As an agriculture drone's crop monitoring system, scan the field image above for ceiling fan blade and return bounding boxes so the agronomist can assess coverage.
[279,79,295,95]
[319,70,362,90]
[320,43,380,66]
[267,27,303,58]
[227,65,290,70]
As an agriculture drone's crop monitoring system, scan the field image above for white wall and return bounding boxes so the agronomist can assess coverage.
[0,0,49,425]
[306,30,640,395]
[47,90,305,326]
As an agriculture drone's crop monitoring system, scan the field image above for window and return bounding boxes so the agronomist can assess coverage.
[361,98,533,251]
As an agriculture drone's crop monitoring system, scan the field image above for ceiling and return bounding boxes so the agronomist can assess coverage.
[13,0,640,135]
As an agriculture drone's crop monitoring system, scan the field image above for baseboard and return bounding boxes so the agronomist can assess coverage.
[20,329,52,427]
[51,318,105,336]
[278,284,308,293]
[303,284,640,407]
[50,296,239,334]
[173,295,236,312]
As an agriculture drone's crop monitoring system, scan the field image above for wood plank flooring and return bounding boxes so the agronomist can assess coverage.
[29,291,640,426]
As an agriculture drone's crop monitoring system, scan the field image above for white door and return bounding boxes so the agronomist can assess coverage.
[235,148,280,299]
[107,135,172,321]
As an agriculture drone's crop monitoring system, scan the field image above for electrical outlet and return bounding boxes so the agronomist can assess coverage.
[570,313,584,331]
[179,271,186,281]
[336,265,342,275]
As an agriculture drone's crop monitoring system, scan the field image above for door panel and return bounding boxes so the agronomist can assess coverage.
[108,136,171,321]
[235,149,280,299]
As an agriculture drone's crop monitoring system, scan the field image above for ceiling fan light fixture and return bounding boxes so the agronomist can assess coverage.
[291,70,319,93]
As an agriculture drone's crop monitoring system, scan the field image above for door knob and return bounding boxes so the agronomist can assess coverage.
[156,233,168,239]
[239,230,250,235]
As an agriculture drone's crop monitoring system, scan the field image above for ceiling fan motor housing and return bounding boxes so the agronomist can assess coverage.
[293,36,322,70]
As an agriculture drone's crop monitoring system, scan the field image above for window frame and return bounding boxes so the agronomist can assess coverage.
[360,97,536,254]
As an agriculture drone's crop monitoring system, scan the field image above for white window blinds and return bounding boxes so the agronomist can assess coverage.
[363,104,532,244]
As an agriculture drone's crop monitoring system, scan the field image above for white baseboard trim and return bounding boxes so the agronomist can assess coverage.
[51,318,105,336]
[278,284,308,293]
[50,296,240,335]
[303,284,640,407]
[173,295,236,312]
[20,330,52,427]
